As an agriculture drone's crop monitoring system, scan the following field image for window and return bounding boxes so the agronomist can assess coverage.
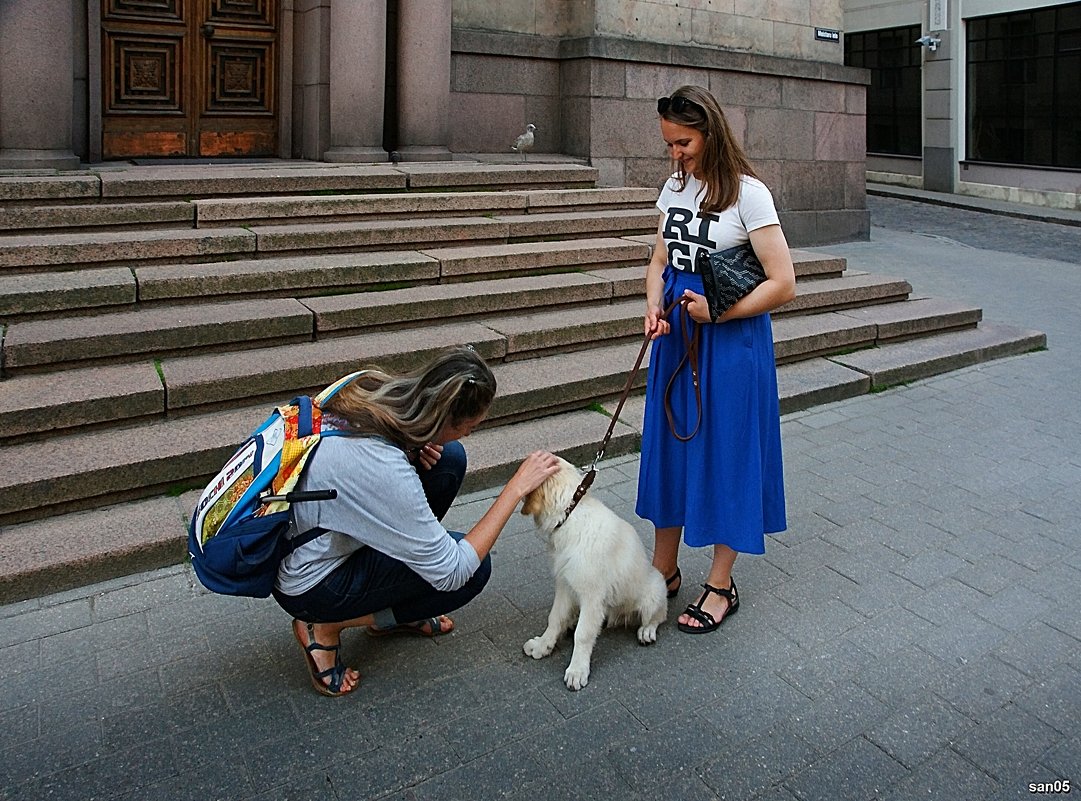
[845,25,923,157]
[967,2,1081,168]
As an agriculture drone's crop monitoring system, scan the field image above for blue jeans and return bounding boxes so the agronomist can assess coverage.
[273,440,491,625]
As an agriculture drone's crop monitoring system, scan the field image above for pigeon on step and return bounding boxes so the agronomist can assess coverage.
[511,124,536,160]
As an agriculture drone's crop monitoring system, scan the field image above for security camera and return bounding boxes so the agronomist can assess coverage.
[915,34,941,52]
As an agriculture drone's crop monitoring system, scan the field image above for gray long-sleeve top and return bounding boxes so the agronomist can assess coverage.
[274,435,481,596]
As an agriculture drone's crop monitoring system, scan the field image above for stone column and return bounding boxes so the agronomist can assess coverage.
[0,1,80,169]
[323,0,387,162]
[395,0,452,161]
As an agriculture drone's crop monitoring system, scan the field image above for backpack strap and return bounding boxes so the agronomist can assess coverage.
[284,526,328,555]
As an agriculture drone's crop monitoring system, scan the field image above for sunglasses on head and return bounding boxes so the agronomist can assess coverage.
[657,95,705,116]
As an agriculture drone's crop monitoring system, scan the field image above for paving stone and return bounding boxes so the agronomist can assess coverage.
[697,671,813,740]
[990,622,1080,680]
[930,655,1034,719]
[1038,735,1081,783]
[877,748,1000,801]
[1013,665,1081,735]
[784,736,909,801]
[953,703,1065,784]
[413,740,552,801]
[698,723,819,801]
[865,693,978,769]
[853,645,955,707]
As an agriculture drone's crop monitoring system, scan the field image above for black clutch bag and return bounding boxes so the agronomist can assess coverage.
[695,242,767,322]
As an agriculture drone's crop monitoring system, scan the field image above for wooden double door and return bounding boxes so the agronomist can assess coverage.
[101,0,279,159]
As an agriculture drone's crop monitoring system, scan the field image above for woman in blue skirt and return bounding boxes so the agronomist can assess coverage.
[637,85,796,633]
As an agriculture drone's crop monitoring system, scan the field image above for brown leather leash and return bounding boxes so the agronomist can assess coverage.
[555,294,702,528]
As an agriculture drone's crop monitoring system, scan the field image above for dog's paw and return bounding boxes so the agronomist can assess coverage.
[564,663,590,691]
[637,624,659,645]
[523,636,554,659]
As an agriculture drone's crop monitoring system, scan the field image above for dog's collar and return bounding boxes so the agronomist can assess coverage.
[554,467,596,529]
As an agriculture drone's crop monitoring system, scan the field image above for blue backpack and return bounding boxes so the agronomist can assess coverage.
[187,371,365,597]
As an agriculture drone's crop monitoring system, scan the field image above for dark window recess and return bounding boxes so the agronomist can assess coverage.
[967,1,1081,169]
[845,25,923,157]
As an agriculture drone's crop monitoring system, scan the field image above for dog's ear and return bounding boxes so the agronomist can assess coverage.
[521,482,546,516]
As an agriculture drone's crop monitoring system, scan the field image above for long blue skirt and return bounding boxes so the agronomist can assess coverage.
[635,266,786,553]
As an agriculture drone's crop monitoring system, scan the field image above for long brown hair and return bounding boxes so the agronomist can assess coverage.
[659,84,758,213]
[322,347,496,450]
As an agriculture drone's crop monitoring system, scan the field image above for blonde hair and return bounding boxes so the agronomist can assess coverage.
[659,84,758,213]
[322,347,496,449]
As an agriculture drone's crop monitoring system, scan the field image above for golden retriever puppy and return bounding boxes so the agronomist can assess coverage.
[521,457,667,690]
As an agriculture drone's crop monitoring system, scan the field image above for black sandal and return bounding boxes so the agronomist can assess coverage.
[292,620,354,697]
[677,580,739,634]
[664,567,682,599]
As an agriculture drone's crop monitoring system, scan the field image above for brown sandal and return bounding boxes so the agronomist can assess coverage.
[677,580,739,634]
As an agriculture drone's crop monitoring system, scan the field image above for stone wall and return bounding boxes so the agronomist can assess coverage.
[453,0,846,63]
[451,31,870,245]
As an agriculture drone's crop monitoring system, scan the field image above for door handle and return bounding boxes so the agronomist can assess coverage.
[202,23,215,38]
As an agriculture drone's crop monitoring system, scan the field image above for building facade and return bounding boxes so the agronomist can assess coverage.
[844,0,1081,208]
[0,0,871,244]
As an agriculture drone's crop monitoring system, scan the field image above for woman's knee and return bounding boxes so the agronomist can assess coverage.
[463,554,492,600]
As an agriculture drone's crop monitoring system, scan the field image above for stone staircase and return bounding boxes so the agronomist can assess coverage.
[0,161,1045,603]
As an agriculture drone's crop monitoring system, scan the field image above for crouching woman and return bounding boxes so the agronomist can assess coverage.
[273,346,560,696]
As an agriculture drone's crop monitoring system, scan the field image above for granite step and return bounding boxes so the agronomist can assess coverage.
[1,298,314,373]
[776,271,912,315]
[0,241,838,322]
[96,162,597,199]
[0,405,638,604]
[248,208,657,255]
[303,271,613,335]
[827,321,1046,389]
[0,267,137,318]
[0,227,256,270]
[193,187,658,227]
[0,344,645,525]
[0,201,194,233]
[133,238,649,303]
[772,297,982,363]
[0,294,981,439]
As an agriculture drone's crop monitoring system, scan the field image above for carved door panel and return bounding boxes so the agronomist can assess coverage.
[101,0,277,158]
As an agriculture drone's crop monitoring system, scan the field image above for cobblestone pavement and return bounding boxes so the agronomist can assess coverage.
[1,194,1078,801]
